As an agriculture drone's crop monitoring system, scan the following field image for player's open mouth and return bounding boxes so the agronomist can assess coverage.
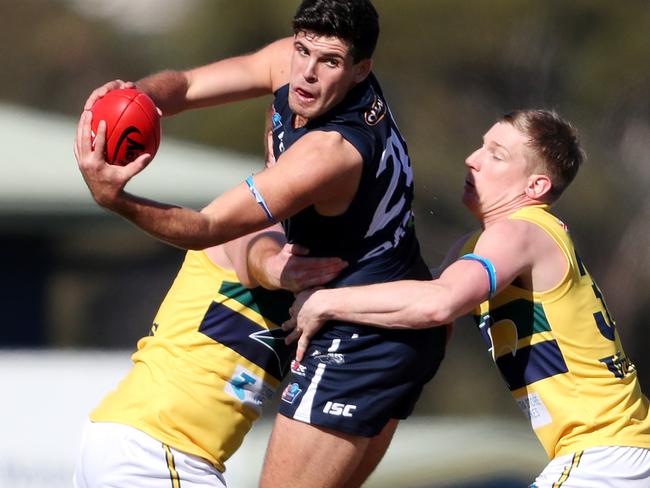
[294,87,316,103]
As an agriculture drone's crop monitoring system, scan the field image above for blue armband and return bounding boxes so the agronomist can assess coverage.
[245,175,276,224]
[460,253,497,299]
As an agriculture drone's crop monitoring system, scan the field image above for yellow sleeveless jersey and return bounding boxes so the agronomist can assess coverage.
[90,250,294,471]
[462,205,650,459]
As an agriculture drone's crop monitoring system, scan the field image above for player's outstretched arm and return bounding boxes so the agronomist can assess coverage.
[76,111,365,251]
[82,37,293,117]
[283,221,539,360]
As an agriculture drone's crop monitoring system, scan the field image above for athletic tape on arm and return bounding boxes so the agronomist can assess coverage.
[245,175,276,224]
[460,253,497,298]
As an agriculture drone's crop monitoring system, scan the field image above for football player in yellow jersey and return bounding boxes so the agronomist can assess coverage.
[284,109,650,487]
[73,110,349,487]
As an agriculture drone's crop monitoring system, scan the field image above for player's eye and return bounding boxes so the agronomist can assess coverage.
[490,150,504,161]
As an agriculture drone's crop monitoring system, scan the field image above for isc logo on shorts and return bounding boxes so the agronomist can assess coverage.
[323,401,357,417]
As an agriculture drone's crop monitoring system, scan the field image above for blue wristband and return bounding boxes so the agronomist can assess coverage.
[245,175,276,224]
[460,253,497,298]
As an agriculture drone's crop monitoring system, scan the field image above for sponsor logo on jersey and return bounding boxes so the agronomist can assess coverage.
[290,360,307,377]
[516,392,552,429]
[313,352,345,365]
[272,110,283,131]
[225,365,275,413]
[599,351,636,379]
[364,95,386,126]
[323,401,357,417]
[281,382,303,404]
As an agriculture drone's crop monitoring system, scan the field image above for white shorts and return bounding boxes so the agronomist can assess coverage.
[531,446,650,488]
[73,421,227,488]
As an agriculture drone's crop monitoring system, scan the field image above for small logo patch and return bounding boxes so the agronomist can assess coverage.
[313,353,345,365]
[516,392,552,429]
[272,110,283,131]
[281,382,303,404]
[113,126,144,164]
[323,401,357,417]
[364,95,386,126]
[290,360,307,377]
[224,365,275,413]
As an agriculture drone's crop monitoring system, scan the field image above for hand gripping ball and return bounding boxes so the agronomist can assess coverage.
[90,88,161,165]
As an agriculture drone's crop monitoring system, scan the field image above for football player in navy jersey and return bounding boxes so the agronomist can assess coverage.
[74,1,447,486]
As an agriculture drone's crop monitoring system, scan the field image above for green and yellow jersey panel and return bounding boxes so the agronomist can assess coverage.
[91,250,294,471]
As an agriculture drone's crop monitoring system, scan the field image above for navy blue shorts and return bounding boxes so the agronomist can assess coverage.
[278,321,447,437]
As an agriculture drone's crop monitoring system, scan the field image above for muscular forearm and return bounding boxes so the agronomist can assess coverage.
[246,232,286,290]
[136,70,191,116]
[109,191,262,250]
[309,281,456,330]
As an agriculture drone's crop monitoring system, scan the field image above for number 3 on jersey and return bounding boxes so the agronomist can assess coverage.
[576,251,616,341]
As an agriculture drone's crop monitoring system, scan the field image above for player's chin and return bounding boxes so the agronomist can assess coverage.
[461,191,479,211]
[288,98,321,119]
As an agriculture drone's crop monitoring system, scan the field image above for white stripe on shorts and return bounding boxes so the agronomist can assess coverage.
[293,338,341,423]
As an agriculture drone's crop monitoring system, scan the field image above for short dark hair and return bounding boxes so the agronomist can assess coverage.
[501,109,585,201]
[292,0,379,63]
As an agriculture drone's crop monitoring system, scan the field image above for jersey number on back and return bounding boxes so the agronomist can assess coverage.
[361,128,413,261]
[576,251,616,341]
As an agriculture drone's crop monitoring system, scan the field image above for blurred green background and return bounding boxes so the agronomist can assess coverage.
[1,1,649,484]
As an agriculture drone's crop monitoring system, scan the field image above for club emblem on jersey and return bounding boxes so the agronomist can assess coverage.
[480,316,519,361]
[364,95,386,126]
[476,306,569,391]
[281,382,303,404]
[249,328,291,376]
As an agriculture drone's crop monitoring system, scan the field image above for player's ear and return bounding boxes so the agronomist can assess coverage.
[353,58,372,83]
[526,174,553,200]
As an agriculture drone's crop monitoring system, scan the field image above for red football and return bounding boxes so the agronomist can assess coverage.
[90,88,161,166]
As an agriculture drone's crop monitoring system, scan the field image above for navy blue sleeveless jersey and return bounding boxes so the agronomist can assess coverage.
[271,73,429,286]
[273,74,446,436]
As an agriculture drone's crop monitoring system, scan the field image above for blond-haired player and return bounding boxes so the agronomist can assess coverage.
[285,110,650,487]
